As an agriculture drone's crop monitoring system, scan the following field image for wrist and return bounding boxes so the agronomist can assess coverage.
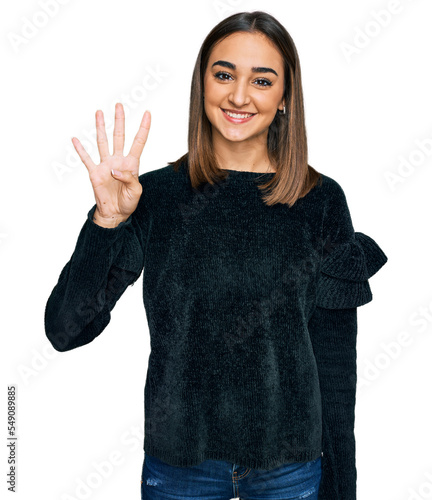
[92,210,130,228]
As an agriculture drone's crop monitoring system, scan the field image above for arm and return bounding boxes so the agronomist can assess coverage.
[309,306,358,499]
[44,192,148,352]
[308,181,388,499]
[46,104,152,352]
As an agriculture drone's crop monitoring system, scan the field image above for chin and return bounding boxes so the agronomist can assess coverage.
[225,127,267,142]
[220,130,253,142]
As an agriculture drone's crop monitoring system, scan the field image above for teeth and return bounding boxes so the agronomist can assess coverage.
[224,110,254,119]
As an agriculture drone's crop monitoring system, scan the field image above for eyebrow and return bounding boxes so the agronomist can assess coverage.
[211,60,278,77]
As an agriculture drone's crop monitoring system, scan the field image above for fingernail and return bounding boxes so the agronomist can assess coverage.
[112,169,121,177]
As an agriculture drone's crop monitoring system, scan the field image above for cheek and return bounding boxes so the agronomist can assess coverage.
[204,81,223,105]
[203,92,220,124]
[256,93,281,112]
[203,100,213,122]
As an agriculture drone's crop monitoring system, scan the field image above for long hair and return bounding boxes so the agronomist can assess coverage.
[168,10,322,207]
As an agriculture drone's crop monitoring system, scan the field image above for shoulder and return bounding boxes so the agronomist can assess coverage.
[312,172,353,221]
[315,172,349,204]
[139,162,188,193]
[304,171,352,225]
[138,162,185,186]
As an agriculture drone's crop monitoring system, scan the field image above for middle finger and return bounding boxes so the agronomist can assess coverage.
[113,102,125,156]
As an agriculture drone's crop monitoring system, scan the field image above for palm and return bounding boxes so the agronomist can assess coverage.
[89,153,140,217]
[72,103,151,219]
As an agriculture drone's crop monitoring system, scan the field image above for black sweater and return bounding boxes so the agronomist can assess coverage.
[44,161,388,499]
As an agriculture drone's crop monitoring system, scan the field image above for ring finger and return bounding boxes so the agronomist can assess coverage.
[95,109,110,162]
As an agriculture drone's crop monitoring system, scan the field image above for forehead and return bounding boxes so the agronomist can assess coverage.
[208,32,283,71]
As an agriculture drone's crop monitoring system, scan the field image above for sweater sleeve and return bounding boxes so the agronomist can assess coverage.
[308,181,388,499]
[44,190,148,352]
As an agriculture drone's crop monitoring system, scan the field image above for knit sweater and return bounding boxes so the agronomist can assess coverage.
[44,161,388,499]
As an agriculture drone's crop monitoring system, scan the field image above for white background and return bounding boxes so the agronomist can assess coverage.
[1,0,431,499]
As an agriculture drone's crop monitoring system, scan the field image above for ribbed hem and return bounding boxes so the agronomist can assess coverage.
[143,442,322,470]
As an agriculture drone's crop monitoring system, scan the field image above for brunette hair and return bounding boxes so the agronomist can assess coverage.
[168,10,322,207]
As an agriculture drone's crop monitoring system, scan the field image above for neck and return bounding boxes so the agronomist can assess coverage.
[212,130,275,173]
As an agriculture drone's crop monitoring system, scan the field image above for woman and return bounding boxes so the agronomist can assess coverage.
[45,10,388,500]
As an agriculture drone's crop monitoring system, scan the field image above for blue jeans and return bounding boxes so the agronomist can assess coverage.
[140,453,322,499]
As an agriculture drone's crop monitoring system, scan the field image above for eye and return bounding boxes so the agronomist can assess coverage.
[254,78,272,87]
[213,72,273,87]
[214,71,233,81]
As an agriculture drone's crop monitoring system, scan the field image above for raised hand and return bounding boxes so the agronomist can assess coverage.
[72,103,151,227]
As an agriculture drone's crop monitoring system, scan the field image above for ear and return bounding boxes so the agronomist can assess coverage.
[278,98,286,112]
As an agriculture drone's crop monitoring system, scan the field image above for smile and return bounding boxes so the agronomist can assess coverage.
[221,108,256,123]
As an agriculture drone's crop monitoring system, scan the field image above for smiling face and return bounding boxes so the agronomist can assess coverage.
[203,31,286,148]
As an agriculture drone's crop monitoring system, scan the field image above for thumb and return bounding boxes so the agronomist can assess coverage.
[111,169,139,188]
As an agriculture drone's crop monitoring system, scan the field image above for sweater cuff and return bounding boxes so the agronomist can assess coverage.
[83,204,132,253]
[87,204,132,230]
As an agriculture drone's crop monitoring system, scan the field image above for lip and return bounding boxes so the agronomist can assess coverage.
[221,108,256,124]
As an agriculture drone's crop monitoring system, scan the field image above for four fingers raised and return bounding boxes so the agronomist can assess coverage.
[72,104,151,167]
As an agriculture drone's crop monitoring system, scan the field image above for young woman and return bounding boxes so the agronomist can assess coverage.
[45,10,388,500]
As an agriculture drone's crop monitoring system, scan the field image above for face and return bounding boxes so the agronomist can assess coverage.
[203,31,285,147]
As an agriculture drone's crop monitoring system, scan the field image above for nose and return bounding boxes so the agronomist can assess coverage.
[228,79,251,108]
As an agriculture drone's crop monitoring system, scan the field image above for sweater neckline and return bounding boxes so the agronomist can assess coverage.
[221,169,276,177]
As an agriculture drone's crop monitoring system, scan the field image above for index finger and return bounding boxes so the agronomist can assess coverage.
[128,110,151,160]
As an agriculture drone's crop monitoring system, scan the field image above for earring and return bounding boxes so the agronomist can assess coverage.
[279,105,286,115]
